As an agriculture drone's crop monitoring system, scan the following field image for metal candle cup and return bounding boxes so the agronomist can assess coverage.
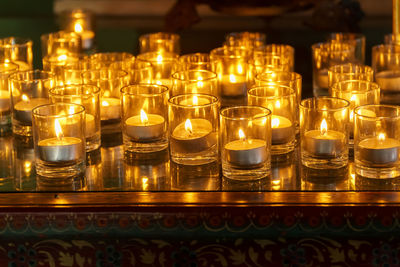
[220,74,247,97]
[100,97,120,121]
[14,98,49,124]
[224,138,267,168]
[125,113,165,142]
[358,137,400,166]
[0,90,10,113]
[304,129,346,158]
[38,136,83,163]
[271,115,294,145]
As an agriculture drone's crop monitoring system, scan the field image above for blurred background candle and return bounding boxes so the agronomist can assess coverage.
[139,32,180,54]
[0,37,33,70]
[40,31,82,59]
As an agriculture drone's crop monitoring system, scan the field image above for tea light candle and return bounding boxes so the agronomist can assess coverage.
[14,95,49,124]
[0,89,10,113]
[271,115,294,145]
[171,118,216,153]
[224,129,267,167]
[221,74,247,97]
[358,133,400,165]
[38,119,83,162]
[125,109,165,141]
[100,97,120,121]
[304,119,345,157]
[375,70,400,91]
[316,69,328,88]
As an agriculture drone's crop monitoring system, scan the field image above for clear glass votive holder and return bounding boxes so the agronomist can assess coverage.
[59,9,96,51]
[88,52,134,69]
[32,103,86,181]
[0,37,33,70]
[0,62,19,133]
[384,33,400,45]
[171,70,218,98]
[331,80,380,145]
[372,44,400,105]
[40,31,82,58]
[224,32,266,49]
[121,84,169,153]
[168,94,219,165]
[312,42,355,96]
[354,105,400,179]
[248,85,296,155]
[42,53,81,86]
[139,32,180,54]
[178,53,212,71]
[136,52,179,89]
[9,70,54,137]
[258,44,295,71]
[220,106,271,180]
[49,84,101,152]
[210,46,249,103]
[300,97,350,169]
[328,33,366,64]
[327,63,374,94]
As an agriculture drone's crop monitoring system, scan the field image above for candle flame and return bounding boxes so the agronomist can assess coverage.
[320,119,328,135]
[74,22,83,33]
[237,64,243,74]
[185,119,193,135]
[155,80,162,85]
[192,95,198,105]
[21,94,29,102]
[229,74,236,83]
[196,76,204,88]
[378,133,386,141]
[57,54,67,61]
[156,54,163,63]
[350,110,354,121]
[140,109,148,124]
[271,117,280,128]
[275,100,281,109]
[68,106,75,115]
[102,100,109,107]
[103,90,111,97]
[350,94,357,102]
[55,119,64,140]
[142,176,149,191]
[238,129,246,140]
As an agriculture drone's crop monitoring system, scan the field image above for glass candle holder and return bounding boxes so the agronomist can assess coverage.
[32,103,86,181]
[136,52,179,89]
[384,33,400,45]
[0,37,33,70]
[168,94,219,165]
[210,46,249,105]
[220,106,271,180]
[178,53,212,71]
[328,33,366,64]
[354,105,400,179]
[42,53,81,86]
[139,32,180,54]
[49,84,101,152]
[331,80,380,144]
[0,62,19,133]
[300,97,350,169]
[224,31,266,49]
[171,70,218,98]
[40,31,82,58]
[88,52,134,69]
[248,85,296,155]
[372,44,400,105]
[59,9,95,51]
[258,44,295,71]
[312,42,355,96]
[9,70,54,137]
[123,60,153,84]
[327,63,374,94]
[121,84,169,153]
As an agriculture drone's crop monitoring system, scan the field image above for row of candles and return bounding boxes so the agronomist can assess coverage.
[1,9,400,182]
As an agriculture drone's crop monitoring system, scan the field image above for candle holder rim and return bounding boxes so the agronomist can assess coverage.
[179,52,210,61]
[81,68,129,79]
[248,85,296,98]
[225,31,266,41]
[50,84,101,96]
[220,105,271,120]
[168,93,219,108]
[255,71,301,81]
[136,52,179,63]
[328,63,373,74]
[89,52,134,62]
[354,104,400,119]
[330,80,380,93]
[372,44,400,54]
[9,69,54,82]
[0,36,33,47]
[210,47,249,60]
[139,32,180,41]
[32,102,85,118]
[300,97,350,111]
[120,83,169,96]
[171,69,217,82]
[261,43,295,51]
[311,41,355,53]
[42,53,81,64]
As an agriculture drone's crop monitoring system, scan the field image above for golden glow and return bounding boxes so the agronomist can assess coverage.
[21,94,29,102]
[378,133,386,141]
[196,76,204,88]
[74,22,83,33]
[192,95,198,105]
[57,54,67,61]
[320,119,328,135]
[238,129,246,140]
[102,100,109,107]
[140,109,148,124]
[229,74,236,83]
[55,119,63,140]
[237,64,243,74]
[68,106,75,115]
[185,119,193,135]
[271,117,280,128]
[142,176,149,191]
[156,54,163,63]
[24,161,32,174]
[103,90,111,97]
[275,100,281,109]
[155,80,162,85]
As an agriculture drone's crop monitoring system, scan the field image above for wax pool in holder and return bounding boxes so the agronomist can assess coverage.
[248,85,296,155]
[0,62,18,132]
[32,103,85,187]
[9,70,54,137]
[49,84,101,152]
[372,44,400,105]
[121,84,168,153]
[220,106,271,180]
[354,105,400,179]
[168,94,219,165]
[300,97,350,169]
